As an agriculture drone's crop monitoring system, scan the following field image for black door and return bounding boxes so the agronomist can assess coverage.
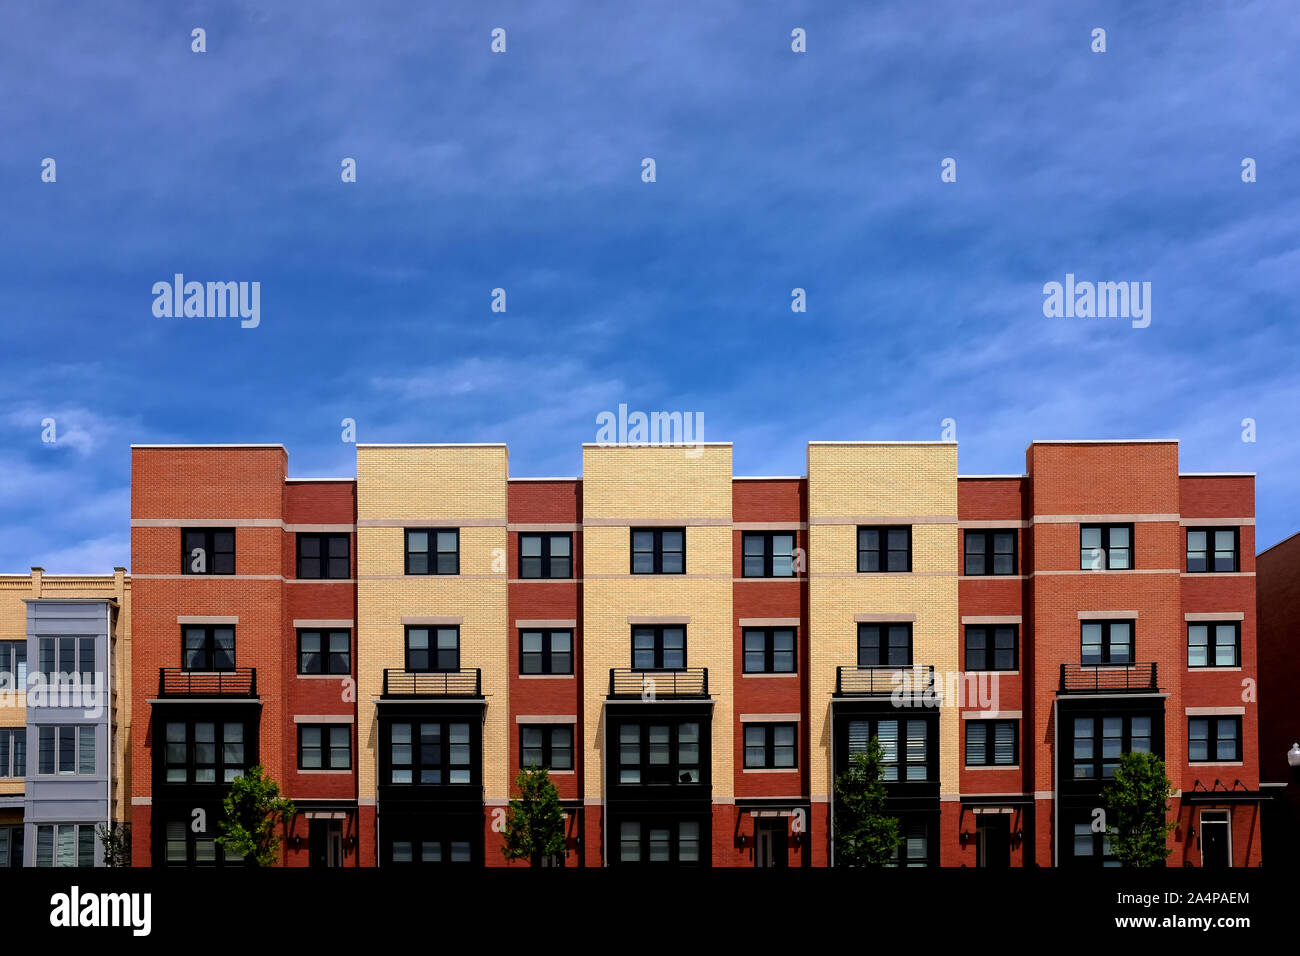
[1201,819,1230,868]
[978,816,1010,867]
[756,820,788,868]
[309,819,342,868]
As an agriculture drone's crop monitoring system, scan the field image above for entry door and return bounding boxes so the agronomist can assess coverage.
[309,819,343,868]
[1200,812,1230,868]
[755,821,788,868]
[977,816,1010,867]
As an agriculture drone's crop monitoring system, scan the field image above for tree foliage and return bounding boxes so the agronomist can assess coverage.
[1100,751,1175,867]
[215,765,295,867]
[833,738,902,867]
[502,767,568,866]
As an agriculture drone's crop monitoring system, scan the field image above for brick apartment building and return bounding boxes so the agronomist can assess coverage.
[0,568,131,867]
[1258,530,1300,862]
[127,438,1264,867]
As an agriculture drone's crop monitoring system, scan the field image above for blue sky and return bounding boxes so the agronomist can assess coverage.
[1,0,1297,571]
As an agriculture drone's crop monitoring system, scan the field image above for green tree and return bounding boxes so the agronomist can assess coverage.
[95,822,132,868]
[502,767,568,866]
[1101,751,1175,867]
[215,765,295,867]
[833,738,902,866]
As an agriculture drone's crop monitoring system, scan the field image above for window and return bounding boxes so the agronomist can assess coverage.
[298,629,350,675]
[1081,621,1133,665]
[1189,717,1241,762]
[889,821,931,867]
[298,725,351,770]
[163,720,248,784]
[297,533,350,579]
[857,526,911,572]
[182,626,235,671]
[742,628,796,674]
[518,533,572,579]
[1186,528,1239,573]
[617,819,703,865]
[520,725,574,770]
[964,530,1017,575]
[1072,715,1152,778]
[182,528,235,575]
[519,630,572,675]
[37,726,95,775]
[741,532,796,577]
[631,626,686,670]
[0,825,23,867]
[1188,622,1240,668]
[1072,820,1118,866]
[405,529,459,575]
[0,728,26,778]
[846,718,930,781]
[34,824,96,867]
[0,641,26,690]
[387,720,473,785]
[1080,524,1133,570]
[743,723,797,769]
[405,626,459,672]
[164,817,243,867]
[616,721,703,785]
[37,637,96,683]
[630,528,685,574]
[964,625,1017,671]
[857,623,912,667]
[966,720,1018,766]
[388,836,474,866]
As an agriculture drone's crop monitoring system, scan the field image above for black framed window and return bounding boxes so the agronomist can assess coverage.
[0,825,23,867]
[965,720,1018,766]
[405,529,459,575]
[163,816,244,867]
[388,720,472,785]
[297,629,350,675]
[37,636,95,683]
[630,528,685,574]
[34,824,97,867]
[616,721,702,785]
[519,629,572,675]
[1081,620,1133,665]
[520,725,574,771]
[182,528,235,575]
[1072,715,1152,779]
[857,623,912,667]
[1189,717,1242,762]
[0,728,26,778]
[37,726,93,776]
[963,530,1017,575]
[743,723,797,769]
[742,628,796,674]
[163,719,248,784]
[631,626,686,669]
[1188,622,1241,668]
[519,533,572,579]
[964,625,1017,671]
[1186,528,1239,573]
[0,641,27,690]
[297,533,350,579]
[617,819,703,865]
[388,837,474,865]
[182,626,235,671]
[298,725,351,770]
[1071,820,1118,866]
[846,718,929,781]
[405,626,459,672]
[889,821,931,868]
[741,532,796,577]
[857,526,911,572]
[1080,524,1133,570]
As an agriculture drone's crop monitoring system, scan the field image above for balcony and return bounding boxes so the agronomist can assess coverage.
[607,667,709,700]
[157,667,257,698]
[835,664,935,697]
[382,668,483,698]
[1059,662,1158,694]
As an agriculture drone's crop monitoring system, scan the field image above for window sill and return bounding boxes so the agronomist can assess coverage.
[1190,761,1244,767]
[742,767,799,774]
[740,672,798,679]
[297,769,353,775]
[296,673,353,680]
[524,769,575,775]
[1187,666,1242,672]
[518,674,574,680]
[962,670,1019,677]
[963,765,1020,771]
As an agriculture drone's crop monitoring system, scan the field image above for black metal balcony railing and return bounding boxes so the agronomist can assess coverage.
[607,667,709,700]
[157,667,257,698]
[1060,662,1158,694]
[835,664,935,697]
[382,668,482,698]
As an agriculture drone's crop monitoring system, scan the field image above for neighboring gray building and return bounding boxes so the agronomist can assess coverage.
[23,598,119,866]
